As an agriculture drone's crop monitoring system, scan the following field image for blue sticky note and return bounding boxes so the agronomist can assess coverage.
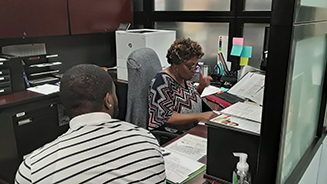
[231,44,243,56]
[241,46,252,58]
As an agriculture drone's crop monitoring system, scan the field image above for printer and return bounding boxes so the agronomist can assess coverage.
[115,29,176,81]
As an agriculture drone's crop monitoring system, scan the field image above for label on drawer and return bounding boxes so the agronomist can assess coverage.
[0,77,4,81]
[16,112,26,117]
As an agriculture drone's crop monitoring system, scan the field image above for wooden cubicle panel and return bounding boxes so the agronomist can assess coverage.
[68,0,133,34]
[0,0,69,39]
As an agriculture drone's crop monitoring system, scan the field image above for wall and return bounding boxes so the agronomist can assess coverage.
[0,32,116,73]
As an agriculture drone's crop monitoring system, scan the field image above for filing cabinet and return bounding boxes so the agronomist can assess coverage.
[0,93,69,183]
[115,29,176,81]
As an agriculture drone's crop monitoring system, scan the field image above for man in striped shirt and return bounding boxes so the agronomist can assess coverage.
[15,64,166,184]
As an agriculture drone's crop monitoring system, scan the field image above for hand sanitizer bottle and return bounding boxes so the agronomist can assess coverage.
[232,152,251,184]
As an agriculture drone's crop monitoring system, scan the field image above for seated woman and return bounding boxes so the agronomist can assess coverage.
[148,38,218,134]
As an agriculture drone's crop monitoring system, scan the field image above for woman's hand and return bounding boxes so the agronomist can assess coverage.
[198,111,219,123]
[199,70,212,87]
[196,70,213,94]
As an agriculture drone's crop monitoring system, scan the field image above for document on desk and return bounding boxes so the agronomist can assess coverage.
[164,134,207,160]
[27,84,59,95]
[163,150,205,184]
[220,102,262,123]
[200,85,224,97]
[210,114,261,134]
[228,72,265,105]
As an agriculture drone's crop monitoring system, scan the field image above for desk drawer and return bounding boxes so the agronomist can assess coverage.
[11,103,59,156]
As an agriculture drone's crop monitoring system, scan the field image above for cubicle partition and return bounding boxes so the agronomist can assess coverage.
[205,122,260,184]
[258,0,327,183]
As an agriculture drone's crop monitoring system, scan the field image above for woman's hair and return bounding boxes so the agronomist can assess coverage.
[60,64,113,118]
[166,38,204,65]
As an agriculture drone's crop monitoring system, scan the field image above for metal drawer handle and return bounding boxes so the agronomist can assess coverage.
[16,112,26,117]
[18,118,32,126]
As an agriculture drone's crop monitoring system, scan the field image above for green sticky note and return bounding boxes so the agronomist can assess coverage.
[241,46,252,58]
[240,57,249,66]
[231,44,243,56]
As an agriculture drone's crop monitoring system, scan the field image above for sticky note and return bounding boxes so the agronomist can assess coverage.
[231,44,243,56]
[233,37,244,45]
[241,46,252,58]
[240,57,249,66]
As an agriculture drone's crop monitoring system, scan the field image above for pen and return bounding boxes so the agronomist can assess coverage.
[219,36,222,54]
[218,103,226,109]
[162,153,171,157]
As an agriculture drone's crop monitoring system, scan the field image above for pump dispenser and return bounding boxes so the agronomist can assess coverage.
[232,152,251,184]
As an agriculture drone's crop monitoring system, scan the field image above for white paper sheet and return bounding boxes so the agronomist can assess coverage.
[163,149,205,184]
[228,72,265,105]
[220,102,262,123]
[200,85,224,97]
[164,134,207,161]
[27,84,59,95]
[210,114,261,134]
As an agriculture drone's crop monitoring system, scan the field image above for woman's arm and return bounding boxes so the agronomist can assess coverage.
[167,111,218,124]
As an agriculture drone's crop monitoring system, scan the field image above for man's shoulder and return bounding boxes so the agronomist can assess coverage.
[104,119,154,137]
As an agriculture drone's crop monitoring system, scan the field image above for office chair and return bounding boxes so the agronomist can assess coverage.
[125,47,178,145]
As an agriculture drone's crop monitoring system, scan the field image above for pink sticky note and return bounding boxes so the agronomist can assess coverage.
[233,37,244,45]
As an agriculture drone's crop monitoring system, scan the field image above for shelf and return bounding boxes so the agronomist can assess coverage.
[29,77,59,85]
[29,62,62,68]
[30,70,59,77]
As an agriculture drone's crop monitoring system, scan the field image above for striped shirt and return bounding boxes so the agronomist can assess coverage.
[15,112,166,184]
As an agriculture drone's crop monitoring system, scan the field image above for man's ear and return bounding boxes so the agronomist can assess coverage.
[104,93,112,110]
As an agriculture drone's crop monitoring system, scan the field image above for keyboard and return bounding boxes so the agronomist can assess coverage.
[213,92,245,104]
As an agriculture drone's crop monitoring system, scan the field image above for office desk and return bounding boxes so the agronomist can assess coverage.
[162,125,208,184]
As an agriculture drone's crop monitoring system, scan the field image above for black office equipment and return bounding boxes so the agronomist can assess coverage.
[21,54,61,87]
[0,56,26,96]
[214,92,245,105]
[260,26,270,71]
[220,75,237,88]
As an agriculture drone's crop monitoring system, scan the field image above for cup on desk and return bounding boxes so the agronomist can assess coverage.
[203,65,209,76]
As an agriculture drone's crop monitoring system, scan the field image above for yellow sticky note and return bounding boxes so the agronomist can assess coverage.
[240,57,249,66]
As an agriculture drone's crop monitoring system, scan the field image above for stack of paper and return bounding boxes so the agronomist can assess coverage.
[220,102,262,123]
[228,72,265,105]
[162,134,207,184]
[27,84,59,95]
[209,102,262,135]
[210,114,260,134]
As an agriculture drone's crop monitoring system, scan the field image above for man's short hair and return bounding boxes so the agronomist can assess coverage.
[60,64,113,118]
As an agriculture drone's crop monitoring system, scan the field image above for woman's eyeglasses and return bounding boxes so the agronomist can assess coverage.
[183,63,201,71]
